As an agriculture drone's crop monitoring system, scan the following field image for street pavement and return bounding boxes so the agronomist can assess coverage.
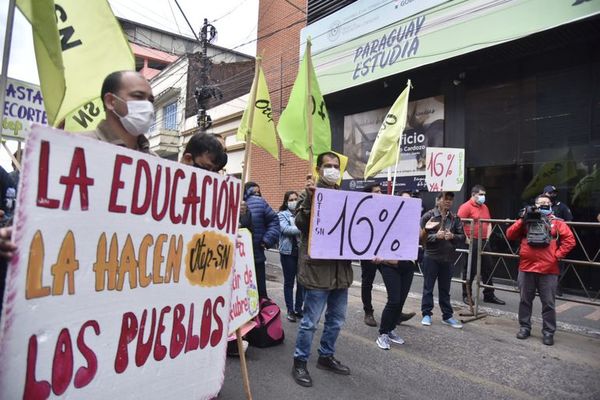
[218,253,600,400]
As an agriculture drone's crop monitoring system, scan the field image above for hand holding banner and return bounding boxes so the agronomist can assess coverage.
[308,188,421,260]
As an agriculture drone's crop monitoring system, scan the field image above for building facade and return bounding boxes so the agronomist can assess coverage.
[256,0,600,292]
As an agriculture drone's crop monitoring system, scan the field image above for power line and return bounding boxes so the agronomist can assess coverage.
[210,0,251,23]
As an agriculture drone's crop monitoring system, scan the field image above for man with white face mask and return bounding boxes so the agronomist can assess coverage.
[82,70,156,153]
[291,152,353,388]
[457,184,505,306]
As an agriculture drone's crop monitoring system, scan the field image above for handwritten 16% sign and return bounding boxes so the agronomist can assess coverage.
[425,147,465,192]
[308,188,421,260]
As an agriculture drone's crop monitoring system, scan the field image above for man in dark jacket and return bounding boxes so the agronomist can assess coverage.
[420,192,465,329]
[507,194,575,346]
[292,152,353,388]
[244,182,279,299]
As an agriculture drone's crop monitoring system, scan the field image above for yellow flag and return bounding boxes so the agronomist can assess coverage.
[277,38,331,160]
[16,0,135,131]
[236,64,278,159]
[364,80,411,179]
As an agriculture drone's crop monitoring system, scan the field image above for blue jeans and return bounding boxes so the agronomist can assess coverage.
[294,288,348,361]
[280,254,304,314]
[421,256,454,320]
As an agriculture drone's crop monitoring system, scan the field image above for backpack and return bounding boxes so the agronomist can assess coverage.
[526,217,552,247]
[245,298,285,348]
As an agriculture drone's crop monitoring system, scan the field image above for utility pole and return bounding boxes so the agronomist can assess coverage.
[195,18,222,132]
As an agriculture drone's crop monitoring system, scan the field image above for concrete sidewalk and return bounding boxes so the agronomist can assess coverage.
[218,263,600,400]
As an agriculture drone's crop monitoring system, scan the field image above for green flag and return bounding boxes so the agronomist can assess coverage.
[277,39,331,161]
[16,0,135,130]
[236,64,278,159]
[364,80,411,179]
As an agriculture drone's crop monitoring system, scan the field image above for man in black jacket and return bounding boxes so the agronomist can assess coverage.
[420,192,465,329]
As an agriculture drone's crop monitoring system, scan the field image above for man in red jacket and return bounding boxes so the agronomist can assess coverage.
[457,184,505,305]
[506,194,575,346]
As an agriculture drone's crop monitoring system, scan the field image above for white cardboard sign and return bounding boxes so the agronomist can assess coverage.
[425,147,465,192]
[228,228,259,336]
[0,125,241,399]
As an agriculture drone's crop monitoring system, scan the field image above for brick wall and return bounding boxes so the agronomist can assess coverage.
[251,0,309,208]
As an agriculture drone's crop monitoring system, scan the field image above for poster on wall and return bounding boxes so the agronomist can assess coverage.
[0,125,241,399]
[342,95,444,192]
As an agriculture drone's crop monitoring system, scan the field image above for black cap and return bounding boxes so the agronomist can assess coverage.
[543,185,557,194]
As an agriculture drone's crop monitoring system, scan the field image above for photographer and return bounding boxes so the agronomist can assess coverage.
[506,194,575,346]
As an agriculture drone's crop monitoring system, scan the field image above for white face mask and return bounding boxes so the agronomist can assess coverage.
[112,96,155,136]
[287,201,297,211]
[476,195,486,205]
[321,167,340,185]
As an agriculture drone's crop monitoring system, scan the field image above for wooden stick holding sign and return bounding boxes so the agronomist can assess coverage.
[241,57,262,184]
[229,229,260,400]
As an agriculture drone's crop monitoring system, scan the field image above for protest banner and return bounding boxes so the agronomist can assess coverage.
[1,77,47,141]
[228,229,259,335]
[308,188,421,260]
[425,147,464,192]
[0,125,241,399]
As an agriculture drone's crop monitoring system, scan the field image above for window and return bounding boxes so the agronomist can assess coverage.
[163,101,177,131]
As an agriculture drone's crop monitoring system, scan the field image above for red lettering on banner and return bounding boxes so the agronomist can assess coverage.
[114,301,225,373]
[115,312,138,373]
[170,304,186,359]
[51,329,74,395]
[36,140,60,209]
[135,309,156,367]
[185,303,200,353]
[59,147,94,211]
[154,305,171,361]
[200,175,212,227]
[211,296,225,347]
[24,335,51,400]
[228,181,240,234]
[181,172,199,225]
[151,165,171,222]
[108,155,132,213]
[169,169,185,224]
[74,321,100,389]
[210,177,218,229]
[131,159,152,215]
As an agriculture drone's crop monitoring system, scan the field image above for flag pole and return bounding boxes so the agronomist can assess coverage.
[0,0,18,168]
[305,40,314,176]
[391,137,402,196]
[242,57,262,184]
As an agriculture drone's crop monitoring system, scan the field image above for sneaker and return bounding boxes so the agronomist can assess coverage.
[388,330,405,345]
[421,315,432,326]
[376,334,390,350]
[286,312,297,322]
[442,317,463,329]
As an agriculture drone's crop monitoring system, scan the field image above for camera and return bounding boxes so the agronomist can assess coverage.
[518,205,541,220]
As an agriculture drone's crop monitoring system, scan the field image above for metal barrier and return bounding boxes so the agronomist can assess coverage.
[472,219,600,316]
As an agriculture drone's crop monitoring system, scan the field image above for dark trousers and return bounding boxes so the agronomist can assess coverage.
[255,261,268,299]
[462,245,495,299]
[518,271,557,335]
[360,260,378,313]
[421,256,454,320]
[379,262,415,334]
[280,254,304,314]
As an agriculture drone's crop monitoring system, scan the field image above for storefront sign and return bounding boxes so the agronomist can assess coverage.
[425,147,464,192]
[228,229,259,335]
[342,95,443,191]
[0,125,241,399]
[2,77,47,141]
[300,0,448,55]
[308,188,421,260]
[312,0,600,94]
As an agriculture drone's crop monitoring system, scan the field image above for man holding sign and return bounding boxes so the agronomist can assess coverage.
[420,192,465,329]
[292,152,353,388]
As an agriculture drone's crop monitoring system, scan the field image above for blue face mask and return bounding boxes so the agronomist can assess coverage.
[476,195,486,205]
[538,205,552,216]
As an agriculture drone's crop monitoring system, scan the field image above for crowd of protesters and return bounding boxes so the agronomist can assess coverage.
[0,70,583,390]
